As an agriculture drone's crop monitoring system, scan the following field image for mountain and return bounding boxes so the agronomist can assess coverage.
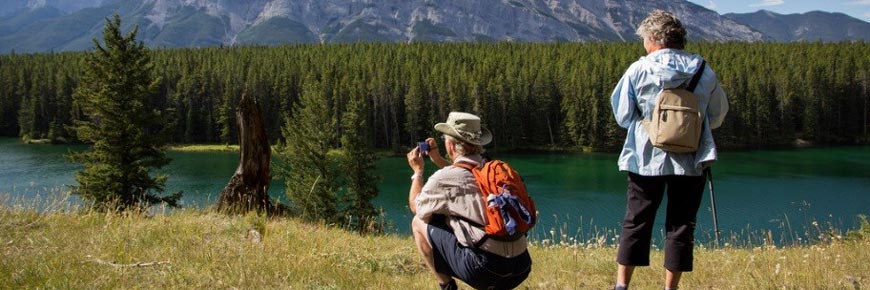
[0,0,767,53]
[0,0,105,17]
[725,10,870,42]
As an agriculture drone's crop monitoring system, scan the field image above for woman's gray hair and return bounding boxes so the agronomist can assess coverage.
[636,10,687,49]
[444,135,484,157]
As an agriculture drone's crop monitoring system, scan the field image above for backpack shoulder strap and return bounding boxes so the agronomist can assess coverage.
[455,161,489,194]
[686,60,707,92]
[454,161,478,171]
[453,161,492,248]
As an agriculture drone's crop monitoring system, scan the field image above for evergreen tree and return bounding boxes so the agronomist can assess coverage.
[67,15,180,211]
[277,78,339,222]
[17,93,36,140]
[218,75,240,144]
[339,90,381,233]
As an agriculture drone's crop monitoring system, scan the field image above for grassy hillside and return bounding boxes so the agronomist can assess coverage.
[1,201,868,289]
[237,18,317,45]
[150,7,227,48]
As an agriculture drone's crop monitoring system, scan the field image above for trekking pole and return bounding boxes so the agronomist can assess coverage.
[705,167,721,247]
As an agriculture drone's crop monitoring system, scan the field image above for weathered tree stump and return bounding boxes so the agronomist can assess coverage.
[215,92,281,214]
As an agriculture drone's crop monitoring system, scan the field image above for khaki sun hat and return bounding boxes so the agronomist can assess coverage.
[434,112,492,146]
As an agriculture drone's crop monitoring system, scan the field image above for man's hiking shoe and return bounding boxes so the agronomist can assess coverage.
[613,285,628,290]
[440,279,458,290]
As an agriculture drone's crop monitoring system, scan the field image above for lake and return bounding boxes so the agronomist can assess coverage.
[1,137,868,246]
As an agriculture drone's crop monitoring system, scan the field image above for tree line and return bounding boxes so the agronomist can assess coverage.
[2,42,869,151]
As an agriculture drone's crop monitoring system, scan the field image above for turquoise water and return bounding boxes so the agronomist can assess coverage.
[1,137,868,246]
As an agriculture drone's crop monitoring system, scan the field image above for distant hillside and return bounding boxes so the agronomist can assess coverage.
[0,0,764,54]
[3,0,869,54]
[0,0,104,18]
[725,10,870,42]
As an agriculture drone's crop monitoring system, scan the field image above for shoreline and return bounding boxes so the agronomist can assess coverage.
[6,136,870,154]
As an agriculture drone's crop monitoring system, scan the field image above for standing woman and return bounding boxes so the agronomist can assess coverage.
[609,10,729,290]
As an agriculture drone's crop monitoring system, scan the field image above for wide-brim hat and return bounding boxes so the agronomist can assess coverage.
[434,112,492,146]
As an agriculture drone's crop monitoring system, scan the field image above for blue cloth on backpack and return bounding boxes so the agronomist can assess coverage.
[488,185,533,235]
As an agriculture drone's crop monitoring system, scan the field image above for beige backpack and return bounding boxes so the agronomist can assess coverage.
[642,61,706,153]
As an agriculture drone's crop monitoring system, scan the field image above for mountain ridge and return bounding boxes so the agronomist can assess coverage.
[0,0,866,54]
[724,9,870,42]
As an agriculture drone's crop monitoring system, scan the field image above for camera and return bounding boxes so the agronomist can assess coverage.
[417,141,429,156]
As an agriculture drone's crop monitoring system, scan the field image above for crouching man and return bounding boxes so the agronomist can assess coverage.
[407,112,532,290]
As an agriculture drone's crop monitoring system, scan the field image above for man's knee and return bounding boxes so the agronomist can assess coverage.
[412,216,428,235]
[412,216,431,247]
[412,217,436,261]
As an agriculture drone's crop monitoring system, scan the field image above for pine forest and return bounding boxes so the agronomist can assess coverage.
[2,42,869,152]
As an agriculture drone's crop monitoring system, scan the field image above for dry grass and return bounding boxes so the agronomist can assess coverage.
[1,195,868,290]
[167,144,240,152]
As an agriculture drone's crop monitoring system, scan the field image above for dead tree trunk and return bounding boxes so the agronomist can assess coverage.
[216,92,279,214]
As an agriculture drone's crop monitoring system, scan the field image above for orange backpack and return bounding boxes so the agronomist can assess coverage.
[456,160,537,244]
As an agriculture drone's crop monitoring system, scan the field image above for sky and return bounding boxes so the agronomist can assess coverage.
[686,0,870,21]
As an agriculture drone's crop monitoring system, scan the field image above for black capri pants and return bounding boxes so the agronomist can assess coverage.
[617,172,706,272]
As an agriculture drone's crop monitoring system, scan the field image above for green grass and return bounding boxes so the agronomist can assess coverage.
[1,196,868,289]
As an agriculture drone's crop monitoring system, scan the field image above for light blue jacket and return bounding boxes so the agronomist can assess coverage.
[610,49,729,176]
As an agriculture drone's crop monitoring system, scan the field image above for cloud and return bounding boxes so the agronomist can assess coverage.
[845,0,870,5]
[749,0,785,7]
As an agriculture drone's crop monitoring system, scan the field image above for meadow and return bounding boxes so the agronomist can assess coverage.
[1,194,867,290]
